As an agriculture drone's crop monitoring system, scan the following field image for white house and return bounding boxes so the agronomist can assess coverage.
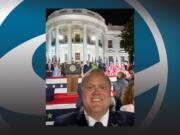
[46,9,129,66]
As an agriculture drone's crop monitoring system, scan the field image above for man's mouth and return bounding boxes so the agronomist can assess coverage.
[91,98,103,102]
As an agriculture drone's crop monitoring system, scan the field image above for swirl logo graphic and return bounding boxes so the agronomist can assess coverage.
[0,0,168,131]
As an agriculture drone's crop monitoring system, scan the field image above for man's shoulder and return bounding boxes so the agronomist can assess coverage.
[84,64,88,67]
[109,111,134,126]
[114,79,128,86]
[54,111,77,126]
[54,111,88,127]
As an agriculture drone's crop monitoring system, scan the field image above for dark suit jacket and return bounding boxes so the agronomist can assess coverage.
[54,110,134,127]
[83,64,92,74]
[46,63,54,71]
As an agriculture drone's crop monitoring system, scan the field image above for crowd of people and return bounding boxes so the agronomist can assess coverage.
[46,59,133,79]
[112,68,134,113]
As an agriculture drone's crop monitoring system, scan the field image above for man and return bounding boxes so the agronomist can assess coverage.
[46,59,54,77]
[83,61,92,74]
[113,71,129,110]
[54,69,134,127]
[98,61,106,72]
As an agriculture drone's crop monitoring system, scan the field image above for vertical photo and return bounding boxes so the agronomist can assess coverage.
[45,9,134,127]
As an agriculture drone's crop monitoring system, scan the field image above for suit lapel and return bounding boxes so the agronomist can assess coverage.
[76,112,88,127]
[108,111,122,127]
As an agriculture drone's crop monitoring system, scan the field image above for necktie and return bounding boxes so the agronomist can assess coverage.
[93,122,104,127]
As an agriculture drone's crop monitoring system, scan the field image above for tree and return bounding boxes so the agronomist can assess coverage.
[120,16,134,65]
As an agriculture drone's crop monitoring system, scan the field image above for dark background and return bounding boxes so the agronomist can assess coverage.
[46,9,133,25]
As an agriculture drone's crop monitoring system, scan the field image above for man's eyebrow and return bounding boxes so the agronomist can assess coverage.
[86,83,94,85]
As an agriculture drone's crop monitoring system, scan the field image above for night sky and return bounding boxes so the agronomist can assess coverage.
[46,9,133,25]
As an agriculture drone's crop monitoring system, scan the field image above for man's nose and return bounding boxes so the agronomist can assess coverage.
[92,87,102,94]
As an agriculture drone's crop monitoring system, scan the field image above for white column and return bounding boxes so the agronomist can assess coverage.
[58,28,61,62]
[113,56,116,65]
[95,29,99,62]
[55,27,59,62]
[83,24,87,64]
[102,33,105,63]
[67,24,72,64]
[47,30,52,60]
[107,56,109,65]
[119,49,122,66]
[115,56,118,65]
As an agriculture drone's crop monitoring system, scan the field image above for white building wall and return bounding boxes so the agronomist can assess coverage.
[57,44,103,63]
[104,34,129,66]
[59,45,68,63]
[72,44,83,62]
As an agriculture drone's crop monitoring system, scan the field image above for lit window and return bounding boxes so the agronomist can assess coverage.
[108,40,113,48]
[75,53,80,61]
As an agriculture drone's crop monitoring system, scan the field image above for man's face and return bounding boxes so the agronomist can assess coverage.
[82,71,111,118]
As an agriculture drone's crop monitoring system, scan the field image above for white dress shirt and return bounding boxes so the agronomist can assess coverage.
[84,110,109,127]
